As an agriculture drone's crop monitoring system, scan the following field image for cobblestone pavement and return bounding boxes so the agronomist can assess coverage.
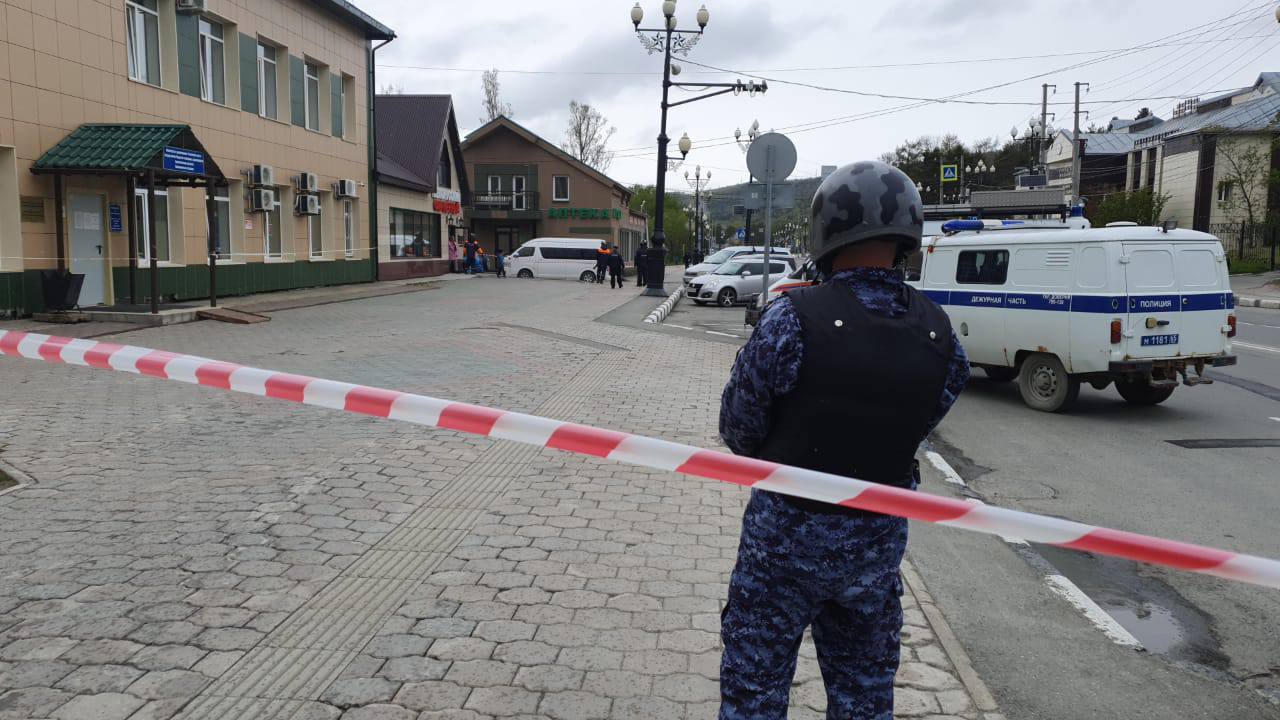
[0,276,1001,719]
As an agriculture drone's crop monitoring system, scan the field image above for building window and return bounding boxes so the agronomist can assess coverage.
[487,176,501,194]
[134,188,170,263]
[389,208,440,258]
[438,146,452,188]
[264,189,283,258]
[304,62,321,131]
[512,176,527,210]
[343,199,355,257]
[956,249,1009,285]
[331,73,346,138]
[258,43,278,119]
[553,176,570,202]
[208,191,231,259]
[308,206,324,258]
[1217,181,1234,204]
[198,18,225,104]
[126,0,161,86]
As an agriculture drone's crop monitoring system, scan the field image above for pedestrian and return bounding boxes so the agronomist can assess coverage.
[464,236,478,275]
[448,235,460,273]
[495,250,507,278]
[718,161,970,720]
[608,244,625,289]
[595,242,610,284]
[634,242,648,287]
[683,253,691,268]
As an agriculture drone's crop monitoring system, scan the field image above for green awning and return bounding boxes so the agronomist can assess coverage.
[31,124,225,179]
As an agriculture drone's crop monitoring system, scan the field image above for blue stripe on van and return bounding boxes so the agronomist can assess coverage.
[1005,293,1072,311]
[1181,293,1229,311]
[951,292,1005,308]
[1069,295,1126,313]
[922,289,950,305]
[921,292,1232,314]
[1128,294,1180,312]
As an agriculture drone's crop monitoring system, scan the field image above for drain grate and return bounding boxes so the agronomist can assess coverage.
[1166,439,1280,449]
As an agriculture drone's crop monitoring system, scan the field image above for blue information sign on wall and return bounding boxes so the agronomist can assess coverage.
[109,204,123,233]
[162,147,205,174]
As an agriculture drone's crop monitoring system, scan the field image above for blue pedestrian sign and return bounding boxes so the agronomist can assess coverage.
[162,146,205,175]
[941,164,959,183]
[736,228,746,241]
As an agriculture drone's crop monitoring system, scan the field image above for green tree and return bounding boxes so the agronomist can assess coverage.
[629,186,693,263]
[1088,188,1170,227]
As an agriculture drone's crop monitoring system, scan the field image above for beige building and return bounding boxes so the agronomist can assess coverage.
[0,0,393,315]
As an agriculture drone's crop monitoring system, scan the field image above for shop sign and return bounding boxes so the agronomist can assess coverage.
[433,188,462,215]
[548,208,622,220]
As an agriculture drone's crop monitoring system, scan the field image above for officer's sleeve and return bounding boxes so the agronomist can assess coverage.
[922,330,970,438]
[719,297,804,457]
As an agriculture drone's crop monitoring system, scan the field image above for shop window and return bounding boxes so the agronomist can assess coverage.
[553,175,570,202]
[389,208,440,258]
[305,62,321,132]
[199,17,226,104]
[134,188,171,263]
[956,250,1009,285]
[126,0,161,86]
[258,42,278,119]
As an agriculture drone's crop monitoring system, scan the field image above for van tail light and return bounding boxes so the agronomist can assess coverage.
[1110,319,1123,344]
[1228,314,1237,338]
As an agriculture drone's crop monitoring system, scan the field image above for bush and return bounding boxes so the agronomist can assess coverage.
[1227,257,1272,275]
[1088,188,1170,227]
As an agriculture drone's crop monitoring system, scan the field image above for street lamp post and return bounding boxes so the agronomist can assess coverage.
[632,1,765,296]
[685,165,710,257]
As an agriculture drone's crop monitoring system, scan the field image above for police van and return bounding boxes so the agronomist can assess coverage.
[915,223,1238,412]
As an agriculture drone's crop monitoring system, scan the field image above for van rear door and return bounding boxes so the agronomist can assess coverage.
[1175,243,1230,356]
[1123,243,1182,358]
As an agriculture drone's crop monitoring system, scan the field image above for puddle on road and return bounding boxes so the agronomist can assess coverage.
[1035,545,1231,672]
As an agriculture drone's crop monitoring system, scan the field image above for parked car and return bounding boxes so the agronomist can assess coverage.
[745,260,818,326]
[682,246,792,285]
[914,224,1237,412]
[507,238,610,282]
[687,257,794,307]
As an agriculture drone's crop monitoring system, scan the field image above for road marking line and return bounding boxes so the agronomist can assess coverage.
[665,324,694,330]
[926,451,968,488]
[1043,574,1145,650]
[1234,341,1280,354]
[1269,417,1280,423]
[706,331,739,338]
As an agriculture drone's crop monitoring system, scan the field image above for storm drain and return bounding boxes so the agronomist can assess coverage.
[1166,439,1280,449]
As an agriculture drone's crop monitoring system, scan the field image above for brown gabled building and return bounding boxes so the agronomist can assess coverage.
[460,116,647,259]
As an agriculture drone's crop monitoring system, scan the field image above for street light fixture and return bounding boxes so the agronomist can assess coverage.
[632,1,766,296]
[685,165,711,257]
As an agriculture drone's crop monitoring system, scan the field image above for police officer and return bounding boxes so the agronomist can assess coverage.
[718,161,970,719]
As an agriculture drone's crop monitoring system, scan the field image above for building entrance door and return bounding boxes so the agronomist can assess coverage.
[496,227,519,254]
[69,193,107,306]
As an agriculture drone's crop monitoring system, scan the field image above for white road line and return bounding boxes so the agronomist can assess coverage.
[1269,417,1280,423]
[665,324,695,330]
[926,448,1143,650]
[1043,575,1145,650]
[1234,341,1280,354]
[706,331,740,338]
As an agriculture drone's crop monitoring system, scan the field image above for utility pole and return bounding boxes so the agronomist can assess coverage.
[1071,82,1089,202]
[1039,83,1055,174]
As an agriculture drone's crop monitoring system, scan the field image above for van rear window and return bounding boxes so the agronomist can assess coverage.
[1128,249,1175,289]
[1177,248,1219,288]
[956,250,1009,285]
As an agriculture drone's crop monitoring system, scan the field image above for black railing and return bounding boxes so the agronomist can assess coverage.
[466,191,540,212]
[1210,220,1279,272]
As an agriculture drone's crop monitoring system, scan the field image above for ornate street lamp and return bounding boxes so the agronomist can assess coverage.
[631,1,766,296]
[685,165,710,256]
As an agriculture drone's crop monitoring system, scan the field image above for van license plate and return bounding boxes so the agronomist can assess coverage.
[1141,334,1179,347]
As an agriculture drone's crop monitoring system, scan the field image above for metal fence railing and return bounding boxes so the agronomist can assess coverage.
[1208,221,1279,272]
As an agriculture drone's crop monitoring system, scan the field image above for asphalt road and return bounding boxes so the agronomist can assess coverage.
[662,291,755,341]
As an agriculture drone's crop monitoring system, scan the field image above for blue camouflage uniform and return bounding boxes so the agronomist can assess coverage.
[719,267,970,720]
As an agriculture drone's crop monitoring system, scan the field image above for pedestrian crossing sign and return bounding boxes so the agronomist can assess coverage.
[941,165,959,183]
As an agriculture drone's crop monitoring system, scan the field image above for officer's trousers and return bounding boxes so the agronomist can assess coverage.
[720,489,906,720]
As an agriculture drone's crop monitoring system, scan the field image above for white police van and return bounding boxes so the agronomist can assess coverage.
[915,223,1238,412]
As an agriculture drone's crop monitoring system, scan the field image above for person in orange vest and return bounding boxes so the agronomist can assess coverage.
[595,242,610,284]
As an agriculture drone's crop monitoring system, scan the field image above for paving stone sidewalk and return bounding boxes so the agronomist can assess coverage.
[0,277,1001,719]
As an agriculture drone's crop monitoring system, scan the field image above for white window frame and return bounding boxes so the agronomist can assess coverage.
[264,189,283,260]
[1217,181,1234,204]
[309,203,324,258]
[205,191,231,260]
[126,0,160,86]
[552,175,570,203]
[512,176,527,211]
[487,176,501,194]
[336,74,347,138]
[257,42,277,120]
[343,199,354,257]
[133,188,170,264]
[198,17,226,105]
[304,62,321,132]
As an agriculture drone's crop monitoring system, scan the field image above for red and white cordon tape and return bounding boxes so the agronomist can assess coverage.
[3,328,1279,591]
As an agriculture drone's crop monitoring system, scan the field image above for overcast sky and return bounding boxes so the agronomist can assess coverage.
[363,0,1280,190]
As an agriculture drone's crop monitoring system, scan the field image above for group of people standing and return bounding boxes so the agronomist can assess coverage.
[448,235,506,278]
[593,241,650,289]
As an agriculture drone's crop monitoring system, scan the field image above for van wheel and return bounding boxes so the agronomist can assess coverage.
[1017,353,1080,413]
[983,366,1018,383]
[1116,379,1175,406]
[517,269,533,279]
[579,270,596,283]
[717,288,738,307]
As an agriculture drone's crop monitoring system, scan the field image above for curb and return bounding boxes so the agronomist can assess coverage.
[901,559,1001,715]
[643,285,685,324]
[1235,296,1280,309]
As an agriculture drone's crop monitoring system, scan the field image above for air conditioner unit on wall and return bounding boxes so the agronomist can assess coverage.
[335,180,358,199]
[295,194,321,216]
[250,189,275,213]
[297,172,319,193]
[176,0,207,14]
[251,165,275,188]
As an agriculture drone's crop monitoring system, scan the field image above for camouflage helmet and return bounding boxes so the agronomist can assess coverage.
[809,161,924,264]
